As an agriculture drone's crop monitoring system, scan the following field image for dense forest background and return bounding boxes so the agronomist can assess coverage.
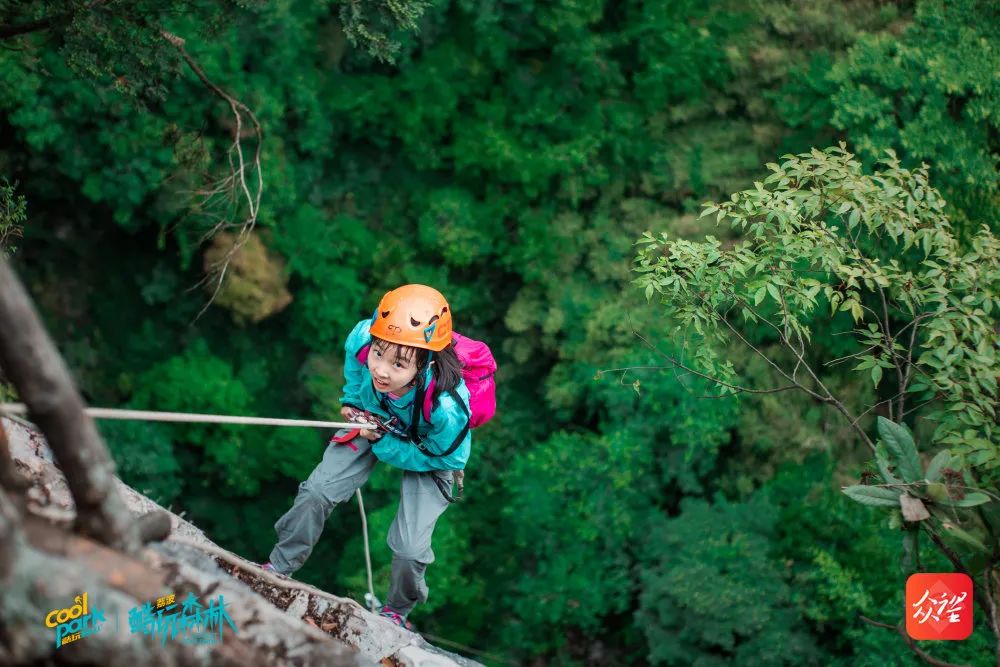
[1,0,997,664]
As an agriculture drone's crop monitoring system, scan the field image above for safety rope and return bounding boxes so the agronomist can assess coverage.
[355,488,379,613]
[0,403,377,431]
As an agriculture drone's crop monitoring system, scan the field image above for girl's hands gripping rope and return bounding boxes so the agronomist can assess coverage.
[340,406,382,441]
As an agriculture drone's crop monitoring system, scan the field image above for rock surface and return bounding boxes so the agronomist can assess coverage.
[1,415,482,667]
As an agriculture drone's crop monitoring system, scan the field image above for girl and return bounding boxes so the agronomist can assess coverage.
[261,284,471,630]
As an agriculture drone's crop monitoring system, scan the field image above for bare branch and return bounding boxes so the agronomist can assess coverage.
[596,365,800,395]
[841,228,907,420]
[845,389,909,431]
[922,523,970,574]
[695,288,827,401]
[901,393,947,419]
[161,30,264,320]
[825,343,880,368]
[705,287,877,452]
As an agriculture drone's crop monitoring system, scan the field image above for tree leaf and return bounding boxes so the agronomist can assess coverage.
[945,492,992,508]
[877,416,922,483]
[899,494,930,521]
[940,521,989,553]
[850,300,863,322]
[849,208,860,228]
[842,485,902,507]
[925,482,950,503]
[925,450,951,482]
[875,443,901,484]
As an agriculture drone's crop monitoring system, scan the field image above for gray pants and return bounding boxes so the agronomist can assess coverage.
[268,430,454,616]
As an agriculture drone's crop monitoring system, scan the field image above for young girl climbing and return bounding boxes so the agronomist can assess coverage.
[260,284,472,630]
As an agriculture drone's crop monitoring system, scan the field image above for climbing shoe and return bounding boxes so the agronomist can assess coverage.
[258,562,290,579]
[378,604,413,631]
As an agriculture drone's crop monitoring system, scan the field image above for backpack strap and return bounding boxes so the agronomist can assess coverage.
[355,343,370,364]
[422,377,436,423]
[412,388,469,458]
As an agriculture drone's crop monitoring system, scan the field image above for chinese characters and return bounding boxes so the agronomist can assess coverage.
[129,592,239,646]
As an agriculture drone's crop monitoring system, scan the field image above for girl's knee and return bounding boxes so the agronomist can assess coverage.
[387,533,434,562]
[296,480,336,513]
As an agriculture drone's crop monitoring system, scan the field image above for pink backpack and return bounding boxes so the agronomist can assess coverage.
[356,331,497,428]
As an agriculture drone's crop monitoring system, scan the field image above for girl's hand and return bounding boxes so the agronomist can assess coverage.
[341,407,381,440]
[340,406,362,422]
[359,428,382,441]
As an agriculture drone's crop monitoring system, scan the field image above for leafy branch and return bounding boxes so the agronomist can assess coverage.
[623,144,1000,661]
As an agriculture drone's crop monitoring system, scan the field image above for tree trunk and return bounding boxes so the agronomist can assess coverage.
[0,258,137,551]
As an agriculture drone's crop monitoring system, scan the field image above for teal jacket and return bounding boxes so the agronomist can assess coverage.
[341,318,472,472]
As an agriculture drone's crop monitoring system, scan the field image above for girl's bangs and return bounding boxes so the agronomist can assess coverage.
[371,337,418,365]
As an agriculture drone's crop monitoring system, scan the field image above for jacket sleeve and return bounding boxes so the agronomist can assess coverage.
[371,391,472,472]
[341,318,371,409]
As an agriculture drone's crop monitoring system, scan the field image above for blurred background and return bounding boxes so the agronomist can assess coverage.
[0,0,996,664]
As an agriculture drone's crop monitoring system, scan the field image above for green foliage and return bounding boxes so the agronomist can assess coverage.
[828,0,1000,230]
[4,0,998,661]
[841,416,996,571]
[635,145,1000,481]
[0,0,430,92]
[768,454,996,666]
[499,430,656,656]
[0,177,25,256]
[637,494,820,666]
[337,0,431,63]
[100,420,182,506]
[877,417,921,484]
[110,339,323,496]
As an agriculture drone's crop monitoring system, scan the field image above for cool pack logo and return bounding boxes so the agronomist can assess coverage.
[43,592,106,648]
[905,573,973,640]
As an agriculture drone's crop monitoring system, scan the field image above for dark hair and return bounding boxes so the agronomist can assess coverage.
[370,337,462,402]
[429,342,462,401]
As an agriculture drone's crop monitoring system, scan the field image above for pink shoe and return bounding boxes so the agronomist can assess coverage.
[259,562,289,579]
[378,604,413,631]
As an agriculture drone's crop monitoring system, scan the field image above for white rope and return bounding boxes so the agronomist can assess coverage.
[0,403,377,430]
[356,489,379,613]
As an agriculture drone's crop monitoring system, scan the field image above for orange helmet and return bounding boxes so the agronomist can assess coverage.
[369,284,453,352]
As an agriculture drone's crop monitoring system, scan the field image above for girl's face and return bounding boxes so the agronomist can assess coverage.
[368,339,421,395]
